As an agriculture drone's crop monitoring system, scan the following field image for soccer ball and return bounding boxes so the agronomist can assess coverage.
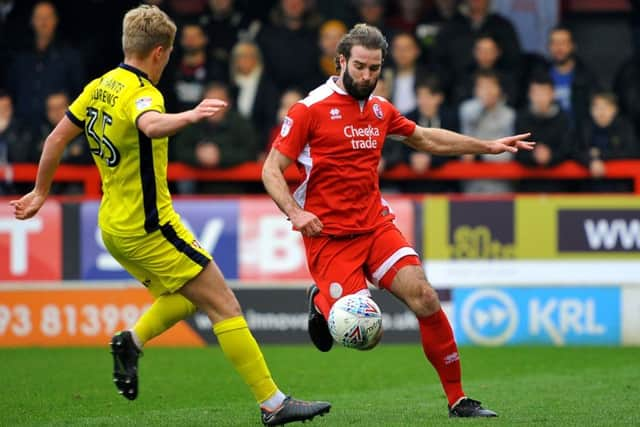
[328,294,383,350]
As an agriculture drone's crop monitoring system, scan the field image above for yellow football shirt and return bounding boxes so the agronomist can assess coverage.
[67,63,179,236]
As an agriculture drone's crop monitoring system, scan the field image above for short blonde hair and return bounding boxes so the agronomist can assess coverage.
[122,5,176,57]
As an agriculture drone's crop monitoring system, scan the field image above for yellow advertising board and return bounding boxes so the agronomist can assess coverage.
[424,195,640,260]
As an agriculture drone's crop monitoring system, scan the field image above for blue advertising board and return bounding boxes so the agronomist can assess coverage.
[80,201,239,280]
[453,287,620,345]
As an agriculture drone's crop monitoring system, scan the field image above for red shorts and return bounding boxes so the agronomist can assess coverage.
[303,221,420,317]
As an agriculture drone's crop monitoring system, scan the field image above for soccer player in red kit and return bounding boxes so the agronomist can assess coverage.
[262,24,534,418]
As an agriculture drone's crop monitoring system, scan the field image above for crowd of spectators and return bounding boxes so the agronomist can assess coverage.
[1,0,639,195]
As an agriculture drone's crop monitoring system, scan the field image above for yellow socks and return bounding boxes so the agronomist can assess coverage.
[132,293,197,346]
[133,304,281,406]
[213,316,279,404]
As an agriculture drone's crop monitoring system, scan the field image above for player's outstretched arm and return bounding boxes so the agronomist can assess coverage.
[262,148,323,237]
[10,116,83,219]
[137,98,227,139]
[404,126,535,156]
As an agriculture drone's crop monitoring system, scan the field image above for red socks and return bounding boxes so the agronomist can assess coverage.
[313,291,331,319]
[418,308,465,406]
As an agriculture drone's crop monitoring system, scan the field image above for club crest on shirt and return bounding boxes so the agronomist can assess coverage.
[373,103,383,119]
[135,96,153,110]
[280,116,293,137]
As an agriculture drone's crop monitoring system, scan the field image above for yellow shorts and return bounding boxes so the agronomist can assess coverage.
[102,221,212,297]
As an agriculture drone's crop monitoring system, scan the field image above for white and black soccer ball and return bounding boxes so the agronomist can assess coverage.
[328,294,383,350]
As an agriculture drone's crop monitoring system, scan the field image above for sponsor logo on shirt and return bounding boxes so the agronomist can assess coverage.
[373,103,384,119]
[330,108,342,120]
[344,124,380,150]
[135,96,153,110]
[280,116,293,137]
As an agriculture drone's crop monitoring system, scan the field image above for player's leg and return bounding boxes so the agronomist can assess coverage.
[178,260,331,425]
[303,234,371,352]
[105,222,330,423]
[368,223,496,417]
[386,266,496,417]
[103,226,200,347]
[132,293,196,346]
[103,230,201,400]
[306,284,333,351]
[110,293,196,400]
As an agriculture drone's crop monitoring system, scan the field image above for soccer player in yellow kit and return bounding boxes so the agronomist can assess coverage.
[10,5,330,425]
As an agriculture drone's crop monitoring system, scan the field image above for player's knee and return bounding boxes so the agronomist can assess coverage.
[199,286,242,323]
[410,283,440,316]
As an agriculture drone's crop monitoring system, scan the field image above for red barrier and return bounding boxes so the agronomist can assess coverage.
[2,160,640,197]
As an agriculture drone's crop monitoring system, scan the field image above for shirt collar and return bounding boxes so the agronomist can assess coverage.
[327,76,348,95]
[119,63,151,81]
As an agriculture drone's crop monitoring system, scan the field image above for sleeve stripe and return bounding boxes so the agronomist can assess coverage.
[65,110,84,128]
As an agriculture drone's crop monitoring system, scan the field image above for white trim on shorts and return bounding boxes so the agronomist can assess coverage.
[371,247,419,286]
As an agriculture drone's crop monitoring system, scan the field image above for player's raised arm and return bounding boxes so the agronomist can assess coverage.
[403,126,535,156]
[10,116,83,219]
[262,148,323,237]
[137,98,227,138]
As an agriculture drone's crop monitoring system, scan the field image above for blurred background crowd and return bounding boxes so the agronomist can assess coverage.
[1,0,639,195]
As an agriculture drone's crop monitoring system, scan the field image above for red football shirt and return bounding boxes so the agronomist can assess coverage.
[273,77,417,236]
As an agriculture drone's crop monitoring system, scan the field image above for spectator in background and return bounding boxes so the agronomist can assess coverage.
[172,82,258,194]
[0,90,33,194]
[0,0,23,87]
[266,87,304,159]
[6,1,84,127]
[383,32,427,114]
[35,92,91,194]
[353,0,393,40]
[41,92,92,165]
[575,92,638,192]
[613,52,640,138]
[414,0,458,66]
[631,0,640,53]
[433,0,521,98]
[256,0,324,92]
[316,0,357,25]
[166,0,208,23]
[318,19,347,78]
[230,40,279,153]
[515,74,572,192]
[199,0,254,75]
[404,75,460,193]
[459,69,515,193]
[452,33,519,106]
[515,74,571,168]
[491,0,558,57]
[544,25,599,128]
[386,0,427,34]
[167,22,226,113]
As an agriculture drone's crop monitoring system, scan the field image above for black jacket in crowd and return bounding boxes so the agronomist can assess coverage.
[404,106,459,168]
[231,72,280,152]
[433,11,522,93]
[613,54,640,137]
[515,105,573,167]
[574,115,638,166]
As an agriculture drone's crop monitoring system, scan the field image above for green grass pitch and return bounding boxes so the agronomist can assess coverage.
[2,345,639,426]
